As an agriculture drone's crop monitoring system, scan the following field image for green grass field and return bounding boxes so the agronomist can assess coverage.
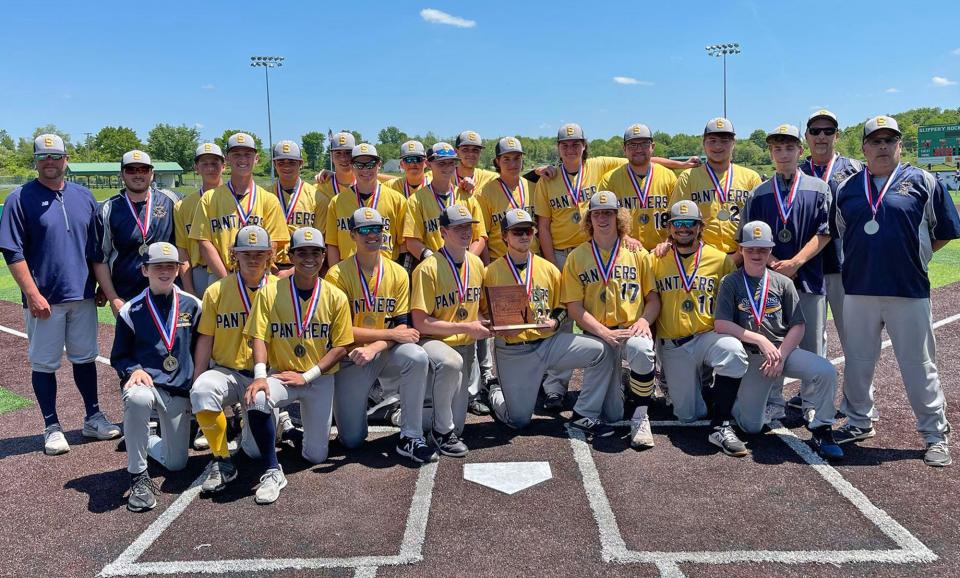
[0,386,32,415]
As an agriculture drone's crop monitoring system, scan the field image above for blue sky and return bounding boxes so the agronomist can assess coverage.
[3,0,959,145]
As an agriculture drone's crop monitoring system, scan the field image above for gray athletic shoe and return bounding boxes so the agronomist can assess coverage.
[430,430,469,457]
[43,424,70,456]
[834,424,876,445]
[255,467,287,505]
[628,410,655,450]
[82,411,121,440]
[924,441,952,467]
[709,423,748,457]
[201,458,238,494]
[127,472,158,512]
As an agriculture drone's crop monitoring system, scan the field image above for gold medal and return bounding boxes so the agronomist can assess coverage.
[294,343,306,357]
[778,229,793,243]
[682,299,695,312]
[456,306,468,320]
[163,355,179,371]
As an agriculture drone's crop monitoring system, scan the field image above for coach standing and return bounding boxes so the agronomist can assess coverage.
[0,134,120,455]
[834,116,960,467]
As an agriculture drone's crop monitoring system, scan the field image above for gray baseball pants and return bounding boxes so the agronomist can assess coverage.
[660,332,749,422]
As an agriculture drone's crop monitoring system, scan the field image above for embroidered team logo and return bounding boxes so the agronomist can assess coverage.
[715,119,725,129]
[203,143,213,153]
[248,231,259,244]
[304,230,314,240]
[876,117,886,127]
[777,125,789,134]
[338,134,347,145]
[44,137,54,147]
[566,125,576,137]
[363,208,374,220]
[178,312,192,324]
[816,109,830,116]
[457,206,469,218]
[407,143,416,152]
[360,144,369,153]
[133,151,143,161]
[752,226,763,239]
[516,209,529,220]
[237,135,247,144]
[161,245,172,256]
[679,203,689,215]
[507,138,517,147]
[468,131,478,141]
[598,193,609,204]
[282,143,291,153]
[152,204,167,219]
[897,180,912,195]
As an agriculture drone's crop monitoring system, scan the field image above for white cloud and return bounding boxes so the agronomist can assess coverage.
[201,84,216,91]
[194,123,205,130]
[932,76,957,87]
[884,87,900,93]
[810,105,829,110]
[420,8,475,28]
[952,48,960,56]
[613,76,653,86]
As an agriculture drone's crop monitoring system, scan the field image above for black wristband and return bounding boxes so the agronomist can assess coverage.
[550,308,567,325]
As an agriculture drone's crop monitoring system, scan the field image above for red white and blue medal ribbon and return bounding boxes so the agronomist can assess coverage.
[440,247,469,305]
[331,176,356,196]
[354,183,381,211]
[403,175,430,198]
[741,270,770,327]
[236,272,266,315]
[590,239,621,286]
[124,190,153,243]
[560,162,585,205]
[355,255,383,312]
[773,172,801,225]
[506,252,534,298]
[289,278,321,339]
[704,164,734,204]
[227,180,257,226]
[812,154,838,183]
[145,288,179,354]
[498,178,525,210]
[430,182,452,211]
[863,163,902,220]
[672,241,703,294]
[627,164,654,208]
[275,179,304,223]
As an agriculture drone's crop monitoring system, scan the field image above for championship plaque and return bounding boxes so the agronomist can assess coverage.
[485,285,549,331]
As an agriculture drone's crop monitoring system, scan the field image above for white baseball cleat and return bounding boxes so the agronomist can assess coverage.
[255,467,287,505]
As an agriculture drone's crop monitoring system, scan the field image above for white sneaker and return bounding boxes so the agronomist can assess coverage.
[255,467,287,505]
[193,428,209,451]
[629,408,655,450]
[43,424,70,455]
[82,411,121,440]
[803,407,816,424]
[276,411,294,442]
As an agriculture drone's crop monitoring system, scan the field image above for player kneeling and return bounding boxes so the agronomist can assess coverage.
[648,202,749,456]
[191,226,278,494]
[328,209,436,464]
[561,192,658,440]
[714,222,842,461]
[110,242,202,512]
[483,209,605,429]
[243,228,353,504]
[412,205,490,457]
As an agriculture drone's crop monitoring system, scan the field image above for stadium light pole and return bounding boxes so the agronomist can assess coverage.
[705,43,741,118]
[250,55,284,179]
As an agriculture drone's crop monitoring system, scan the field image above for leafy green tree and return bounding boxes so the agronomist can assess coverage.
[92,126,142,162]
[146,124,199,169]
[748,128,768,150]
[301,131,325,171]
[0,129,14,151]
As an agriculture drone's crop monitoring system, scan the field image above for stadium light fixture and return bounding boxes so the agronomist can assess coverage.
[250,56,285,179]
[704,43,741,118]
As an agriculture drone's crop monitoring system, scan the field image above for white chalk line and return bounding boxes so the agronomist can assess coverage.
[568,419,938,578]
[0,323,111,365]
[99,428,436,577]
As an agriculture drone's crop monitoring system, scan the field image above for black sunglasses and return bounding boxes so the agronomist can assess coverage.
[352,160,378,169]
[401,156,425,164]
[808,127,837,136]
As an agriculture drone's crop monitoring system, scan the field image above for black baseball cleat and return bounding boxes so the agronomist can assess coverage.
[568,413,616,438]
[542,392,565,412]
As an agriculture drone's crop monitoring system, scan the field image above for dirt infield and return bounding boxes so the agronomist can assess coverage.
[1,282,959,578]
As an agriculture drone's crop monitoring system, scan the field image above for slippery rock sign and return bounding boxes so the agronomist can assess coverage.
[463,462,553,495]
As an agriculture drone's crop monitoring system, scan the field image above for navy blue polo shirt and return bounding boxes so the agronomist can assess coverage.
[799,155,863,274]
[836,163,960,298]
[743,172,831,294]
[111,286,201,395]
[98,188,180,301]
[0,180,100,306]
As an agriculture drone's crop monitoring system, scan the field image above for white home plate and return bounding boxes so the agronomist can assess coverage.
[463,462,552,495]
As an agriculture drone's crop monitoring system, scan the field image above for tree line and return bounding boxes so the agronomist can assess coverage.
[2,107,959,179]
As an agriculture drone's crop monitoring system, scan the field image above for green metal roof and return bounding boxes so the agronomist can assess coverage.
[67,162,183,175]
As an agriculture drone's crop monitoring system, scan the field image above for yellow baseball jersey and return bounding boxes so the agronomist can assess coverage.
[597,163,678,250]
[481,253,560,344]
[670,164,762,253]
[174,191,204,266]
[243,277,353,373]
[324,185,406,260]
[325,256,409,330]
[385,174,431,199]
[189,183,290,270]
[456,166,499,192]
[272,180,319,265]
[477,177,539,260]
[403,186,487,252]
[314,175,354,238]
[560,239,650,329]
[198,273,278,370]
[411,251,485,347]
[645,243,735,339]
[533,156,627,250]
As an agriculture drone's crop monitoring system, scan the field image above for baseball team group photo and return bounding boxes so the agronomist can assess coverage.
[4,2,960,577]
